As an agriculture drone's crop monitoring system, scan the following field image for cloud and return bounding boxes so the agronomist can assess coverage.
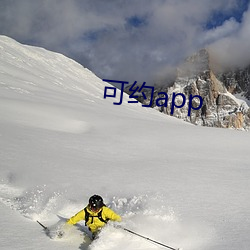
[200,18,240,45]
[0,0,249,85]
[209,4,250,69]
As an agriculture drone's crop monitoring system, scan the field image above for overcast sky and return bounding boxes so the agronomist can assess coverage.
[0,0,249,86]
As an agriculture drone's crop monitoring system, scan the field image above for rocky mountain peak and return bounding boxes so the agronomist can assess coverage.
[157,49,250,130]
[177,48,210,78]
[123,47,250,130]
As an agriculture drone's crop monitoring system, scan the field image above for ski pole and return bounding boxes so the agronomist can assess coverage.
[122,227,180,250]
[37,220,48,231]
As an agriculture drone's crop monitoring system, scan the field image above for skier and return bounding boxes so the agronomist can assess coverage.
[66,194,122,239]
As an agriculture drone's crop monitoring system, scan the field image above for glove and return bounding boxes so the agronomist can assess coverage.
[56,230,64,238]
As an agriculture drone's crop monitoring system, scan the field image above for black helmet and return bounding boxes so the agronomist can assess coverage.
[89,195,104,210]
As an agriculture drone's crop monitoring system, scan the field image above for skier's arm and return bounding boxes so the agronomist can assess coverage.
[67,209,85,225]
[104,207,122,222]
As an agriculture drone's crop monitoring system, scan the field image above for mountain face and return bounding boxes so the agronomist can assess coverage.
[217,66,250,100]
[152,49,250,130]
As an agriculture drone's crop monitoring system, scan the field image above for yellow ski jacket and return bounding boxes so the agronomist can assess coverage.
[67,206,121,233]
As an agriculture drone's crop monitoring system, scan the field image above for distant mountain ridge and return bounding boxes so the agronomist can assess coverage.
[137,49,250,130]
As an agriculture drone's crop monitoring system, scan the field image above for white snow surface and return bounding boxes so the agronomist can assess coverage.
[0,36,250,250]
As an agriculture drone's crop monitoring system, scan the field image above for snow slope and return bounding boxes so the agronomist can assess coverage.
[0,36,250,250]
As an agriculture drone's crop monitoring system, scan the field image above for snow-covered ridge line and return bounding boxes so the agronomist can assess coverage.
[0,35,105,97]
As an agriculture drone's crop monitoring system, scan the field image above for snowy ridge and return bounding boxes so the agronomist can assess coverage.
[0,36,250,250]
